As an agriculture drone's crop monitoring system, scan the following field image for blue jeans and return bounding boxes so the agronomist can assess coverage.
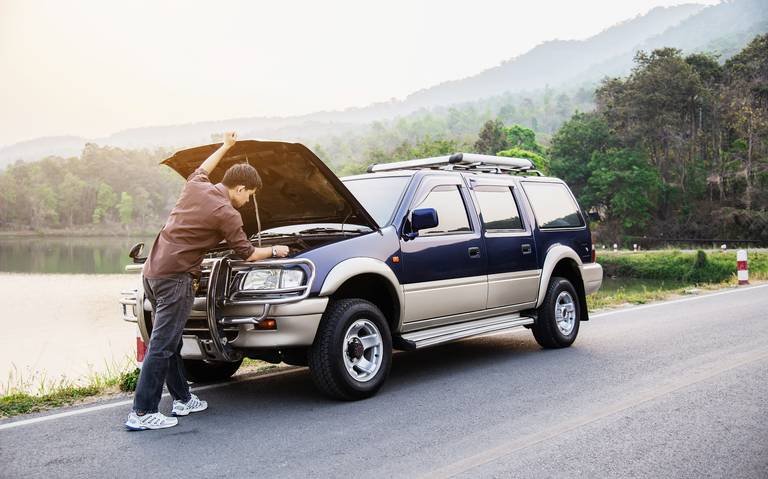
[133,274,194,414]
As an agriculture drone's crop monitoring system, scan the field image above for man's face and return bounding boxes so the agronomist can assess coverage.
[231,186,257,208]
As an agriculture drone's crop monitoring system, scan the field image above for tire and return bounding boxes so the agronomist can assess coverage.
[531,276,581,349]
[309,299,392,400]
[182,358,243,383]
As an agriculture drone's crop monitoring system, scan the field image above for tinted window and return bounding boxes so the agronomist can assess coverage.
[343,176,411,226]
[474,186,523,231]
[522,182,584,229]
[414,185,471,235]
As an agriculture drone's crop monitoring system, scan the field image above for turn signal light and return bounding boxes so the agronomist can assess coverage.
[256,319,277,330]
[591,245,596,263]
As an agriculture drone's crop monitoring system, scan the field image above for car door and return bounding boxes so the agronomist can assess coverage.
[400,175,487,324]
[470,178,540,309]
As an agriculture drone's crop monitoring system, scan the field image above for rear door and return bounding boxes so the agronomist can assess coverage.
[400,175,487,324]
[470,178,539,309]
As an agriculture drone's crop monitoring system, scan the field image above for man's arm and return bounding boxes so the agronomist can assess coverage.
[199,131,237,174]
[245,245,289,261]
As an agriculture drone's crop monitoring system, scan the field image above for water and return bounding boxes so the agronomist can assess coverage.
[0,236,153,274]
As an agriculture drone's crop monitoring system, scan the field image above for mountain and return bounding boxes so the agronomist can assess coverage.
[2,0,766,168]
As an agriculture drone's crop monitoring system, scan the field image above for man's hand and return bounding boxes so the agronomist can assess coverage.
[223,131,237,149]
[272,245,289,258]
[246,244,290,261]
[200,131,238,174]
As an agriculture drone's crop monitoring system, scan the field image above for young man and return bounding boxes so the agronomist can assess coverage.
[125,131,289,431]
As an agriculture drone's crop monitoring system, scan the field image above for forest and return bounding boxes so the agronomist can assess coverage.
[0,35,766,244]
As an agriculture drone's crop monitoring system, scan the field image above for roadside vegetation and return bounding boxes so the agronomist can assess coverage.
[0,358,280,418]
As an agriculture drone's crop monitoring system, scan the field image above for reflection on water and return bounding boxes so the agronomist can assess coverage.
[0,236,154,274]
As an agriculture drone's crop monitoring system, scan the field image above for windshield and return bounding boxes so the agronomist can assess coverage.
[342,176,411,226]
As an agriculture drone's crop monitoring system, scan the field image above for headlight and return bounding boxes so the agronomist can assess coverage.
[241,269,305,290]
[280,269,305,288]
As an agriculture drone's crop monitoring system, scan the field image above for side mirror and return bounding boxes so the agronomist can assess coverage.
[587,211,601,222]
[403,208,439,240]
[128,242,147,264]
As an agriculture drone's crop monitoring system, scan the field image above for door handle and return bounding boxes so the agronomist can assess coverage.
[468,247,481,258]
[521,244,532,255]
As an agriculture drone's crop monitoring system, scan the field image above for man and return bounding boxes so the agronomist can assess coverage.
[125,131,289,431]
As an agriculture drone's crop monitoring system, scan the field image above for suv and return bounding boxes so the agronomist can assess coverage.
[120,141,603,400]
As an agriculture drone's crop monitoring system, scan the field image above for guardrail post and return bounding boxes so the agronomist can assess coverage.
[737,249,749,285]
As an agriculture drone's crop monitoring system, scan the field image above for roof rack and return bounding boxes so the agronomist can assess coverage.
[366,153,542,176]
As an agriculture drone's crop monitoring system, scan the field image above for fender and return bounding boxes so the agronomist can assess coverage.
[535,244,583,309]
[319,257,406,329]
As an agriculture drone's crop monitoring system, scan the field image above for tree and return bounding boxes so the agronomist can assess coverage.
[474,119,509,155]
[503,124,544,154]
[92,183,117,224]
[117,192,134,225]
[583,149,662,232]
[549,112,612,196]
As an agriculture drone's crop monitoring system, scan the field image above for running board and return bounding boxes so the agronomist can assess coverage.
[394,314,535,350]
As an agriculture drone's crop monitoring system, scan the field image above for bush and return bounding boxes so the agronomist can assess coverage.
[119,368,140,392]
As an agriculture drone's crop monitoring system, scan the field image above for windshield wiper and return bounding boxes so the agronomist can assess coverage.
[297,227,369,235]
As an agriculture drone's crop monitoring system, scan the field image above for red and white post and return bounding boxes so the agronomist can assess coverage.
[136,329,147,368]
[737,249,749,285]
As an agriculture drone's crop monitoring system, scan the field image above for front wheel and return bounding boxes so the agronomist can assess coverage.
[531,276,581,349]
[182,358,242,383]
[309,299,392,400]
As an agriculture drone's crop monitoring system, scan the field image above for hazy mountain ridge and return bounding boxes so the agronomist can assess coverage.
[3,0,766,167]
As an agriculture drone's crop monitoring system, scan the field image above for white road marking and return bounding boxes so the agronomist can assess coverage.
[1,283,765,431]
[0,367,303,431]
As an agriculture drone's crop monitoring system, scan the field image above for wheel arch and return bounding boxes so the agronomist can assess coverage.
[536,245,589,321]
[319,258,404,333]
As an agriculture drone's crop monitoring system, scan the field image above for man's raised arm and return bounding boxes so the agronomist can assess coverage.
[199,131,237,174]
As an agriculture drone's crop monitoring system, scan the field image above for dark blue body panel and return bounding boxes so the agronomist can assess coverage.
[296,171,593,298]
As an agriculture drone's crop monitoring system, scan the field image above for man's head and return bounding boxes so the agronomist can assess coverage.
[222,163,262,208]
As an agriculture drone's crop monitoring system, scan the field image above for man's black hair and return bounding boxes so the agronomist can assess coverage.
[222,163,262,190]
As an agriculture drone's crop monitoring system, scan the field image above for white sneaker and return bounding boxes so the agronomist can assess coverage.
[125,411,178,431]
[171,394,208,416]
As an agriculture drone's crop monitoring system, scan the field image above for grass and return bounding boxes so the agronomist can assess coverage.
[2,249,764,419]
[0,358,279,419]
[0,360,132,418]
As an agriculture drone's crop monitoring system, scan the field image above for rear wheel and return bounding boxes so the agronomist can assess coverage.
[182,358,242,383]
[532,276,581,349]
[309,299,392,400]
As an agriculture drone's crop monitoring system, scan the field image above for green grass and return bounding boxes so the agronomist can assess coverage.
[598,250,768,283]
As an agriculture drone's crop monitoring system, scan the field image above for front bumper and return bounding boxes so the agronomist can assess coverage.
[118,257,326,362]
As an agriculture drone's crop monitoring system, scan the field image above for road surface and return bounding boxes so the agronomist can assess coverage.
[2,284,767,478]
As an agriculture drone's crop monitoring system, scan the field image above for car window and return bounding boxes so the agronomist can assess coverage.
[474,186,524,231]
[414,185,471,235]
[522,182,584,229]
[342,176,411,226]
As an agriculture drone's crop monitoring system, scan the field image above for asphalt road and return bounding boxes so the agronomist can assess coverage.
[2,285,768,478]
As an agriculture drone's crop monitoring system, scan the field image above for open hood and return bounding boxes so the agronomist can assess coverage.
[162,140,378,235]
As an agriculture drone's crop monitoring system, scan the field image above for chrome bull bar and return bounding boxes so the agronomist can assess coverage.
[206,257,316,361]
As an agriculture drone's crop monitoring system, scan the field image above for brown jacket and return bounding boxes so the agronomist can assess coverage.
[143,168,255,278]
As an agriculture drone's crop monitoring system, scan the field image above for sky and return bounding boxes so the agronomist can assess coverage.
[0,0,719,147]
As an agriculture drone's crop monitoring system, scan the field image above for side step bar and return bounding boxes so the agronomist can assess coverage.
[394,314,535,351]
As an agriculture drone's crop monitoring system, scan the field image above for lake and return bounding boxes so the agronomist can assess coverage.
[0,236,154,274]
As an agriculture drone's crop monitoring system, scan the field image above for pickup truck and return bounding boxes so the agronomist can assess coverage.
[120,141,603,400]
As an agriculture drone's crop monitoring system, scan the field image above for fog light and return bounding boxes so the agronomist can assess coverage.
[256,319,277,330]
